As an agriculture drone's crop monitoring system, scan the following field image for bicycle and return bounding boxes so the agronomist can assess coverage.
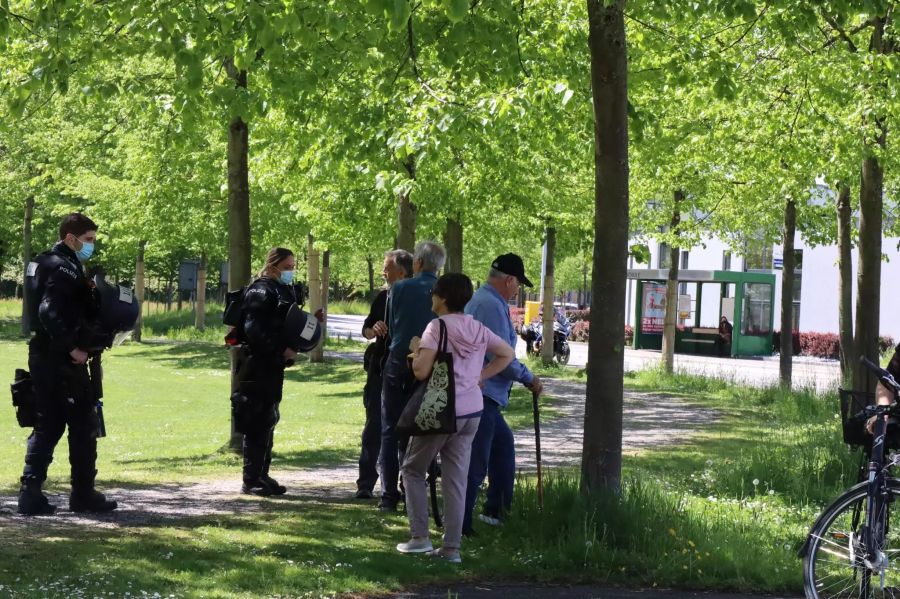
[801,357,900,599]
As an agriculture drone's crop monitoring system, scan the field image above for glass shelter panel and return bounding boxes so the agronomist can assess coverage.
[741,283,772,336]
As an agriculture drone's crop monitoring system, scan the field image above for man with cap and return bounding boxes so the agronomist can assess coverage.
[462,253,543,535]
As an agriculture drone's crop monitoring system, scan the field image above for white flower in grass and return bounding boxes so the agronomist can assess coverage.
[752,479,760,487]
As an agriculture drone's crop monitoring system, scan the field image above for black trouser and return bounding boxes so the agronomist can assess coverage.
[22,348,99,490]
[380,350,414,503]
[243,405,280,483]
[357,368,383,492]
[237,351,285,483]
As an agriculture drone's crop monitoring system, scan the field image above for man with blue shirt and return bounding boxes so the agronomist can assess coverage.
[378,241,445,512]
[463,253,543,534]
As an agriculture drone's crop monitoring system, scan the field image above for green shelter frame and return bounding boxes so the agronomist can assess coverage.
[629,269,776,358]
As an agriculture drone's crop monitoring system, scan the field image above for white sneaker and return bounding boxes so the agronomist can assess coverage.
[427,548,462,563]
[478,514,502,526]
[396,537,433,554]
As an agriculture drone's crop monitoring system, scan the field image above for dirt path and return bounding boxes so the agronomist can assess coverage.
[0,372,718,530]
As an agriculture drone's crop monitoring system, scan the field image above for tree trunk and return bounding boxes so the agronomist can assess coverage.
[133,240,147,342]
[661,191,682,374]
[443,214,464,274]
[854,149,885,392]
[320,249,330,349]
[779,199,796,389]
[20,195,34,337]
[541,226,556,365]
[852,17,889,393]
[581,0,628,494]
[396,156,417,252]
[195,252,207,331]
[226,60,251,452]
[837,184,854,386]
[366,255,375,298]
[308,234,324,363]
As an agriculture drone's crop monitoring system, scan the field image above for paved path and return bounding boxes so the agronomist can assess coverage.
[328,314,841,392]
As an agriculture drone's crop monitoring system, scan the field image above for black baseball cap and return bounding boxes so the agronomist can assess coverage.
[492,253,533,287]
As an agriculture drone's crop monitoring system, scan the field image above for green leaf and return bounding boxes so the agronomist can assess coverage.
[443,0,468,23]
[389,0,410,31]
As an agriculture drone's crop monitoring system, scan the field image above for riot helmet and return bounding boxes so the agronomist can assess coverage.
[283,303,321,353]
[78,277,140,350]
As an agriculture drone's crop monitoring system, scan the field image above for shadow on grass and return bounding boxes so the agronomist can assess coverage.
[0,498,457,597]
[108,445,358,474]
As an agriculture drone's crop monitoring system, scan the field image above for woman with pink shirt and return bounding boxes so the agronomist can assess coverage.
[397,272,514,563]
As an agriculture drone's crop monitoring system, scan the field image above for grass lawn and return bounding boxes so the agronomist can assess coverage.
[0,301,858,597]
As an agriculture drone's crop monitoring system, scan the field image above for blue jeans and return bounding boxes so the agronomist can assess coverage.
[379,350,413,503]
[463,398,515,533]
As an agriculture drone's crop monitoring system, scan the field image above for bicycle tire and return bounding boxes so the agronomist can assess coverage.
[803,479,900,599]
[428,459,443,528]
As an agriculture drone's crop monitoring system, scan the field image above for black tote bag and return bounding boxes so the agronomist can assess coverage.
[396,319,457,436]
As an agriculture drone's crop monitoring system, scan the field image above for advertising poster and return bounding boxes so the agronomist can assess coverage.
[641,283,666,334]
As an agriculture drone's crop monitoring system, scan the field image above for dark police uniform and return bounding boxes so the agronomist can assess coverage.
[234,276,297,494]
[19,241,113,514]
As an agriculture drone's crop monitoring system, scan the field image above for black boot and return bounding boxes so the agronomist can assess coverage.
[69,488,117,513]
[261,475,287,495]
[17,479,56,516]
[241,479,274,496]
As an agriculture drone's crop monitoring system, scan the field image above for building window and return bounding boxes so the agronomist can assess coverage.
[791,249,802,330]
[722,251,732,271]
[679,251,689,295]
[741,283,773,336]
[743,243,773,272]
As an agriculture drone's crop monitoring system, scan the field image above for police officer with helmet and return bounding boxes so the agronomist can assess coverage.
[229,247,322,496]
[18,213,135,515]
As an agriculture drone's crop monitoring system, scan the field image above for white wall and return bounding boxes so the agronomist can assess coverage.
[772,235,900,340]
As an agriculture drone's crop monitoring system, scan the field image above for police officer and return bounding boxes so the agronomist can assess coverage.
[18,213,117,515]
[233,247,321,496]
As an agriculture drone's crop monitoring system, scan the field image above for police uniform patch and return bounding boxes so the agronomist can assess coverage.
[58,265,77,279]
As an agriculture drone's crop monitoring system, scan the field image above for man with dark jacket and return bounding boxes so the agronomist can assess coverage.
[378,241,445,511]
[18,213,117,515]
[355,249,412,499]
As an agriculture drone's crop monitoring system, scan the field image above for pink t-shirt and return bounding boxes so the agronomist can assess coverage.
[419,313,510,417]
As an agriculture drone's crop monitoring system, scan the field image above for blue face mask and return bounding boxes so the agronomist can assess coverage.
[76,241,94,262]
[279,270,294,285]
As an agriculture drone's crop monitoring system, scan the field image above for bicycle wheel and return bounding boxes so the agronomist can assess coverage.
[428,458,443,528]
[804,481,900,599]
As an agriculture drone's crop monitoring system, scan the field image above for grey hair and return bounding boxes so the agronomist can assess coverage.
[413,241,446,273]
[488,267,510,280]
[385,249,413,278]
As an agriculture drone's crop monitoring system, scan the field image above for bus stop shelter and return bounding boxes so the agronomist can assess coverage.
[629,269,776,358]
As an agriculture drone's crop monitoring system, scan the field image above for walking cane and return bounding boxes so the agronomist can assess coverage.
[532,386,544,512]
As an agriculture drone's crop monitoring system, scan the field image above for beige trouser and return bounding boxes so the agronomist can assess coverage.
[401,417,481,550]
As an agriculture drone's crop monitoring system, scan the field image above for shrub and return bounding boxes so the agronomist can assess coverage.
[771,331,895,360]
[570,320,589,342]
[565,309,591,323]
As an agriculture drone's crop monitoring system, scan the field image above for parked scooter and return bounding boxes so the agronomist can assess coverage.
[520,309,571,365]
